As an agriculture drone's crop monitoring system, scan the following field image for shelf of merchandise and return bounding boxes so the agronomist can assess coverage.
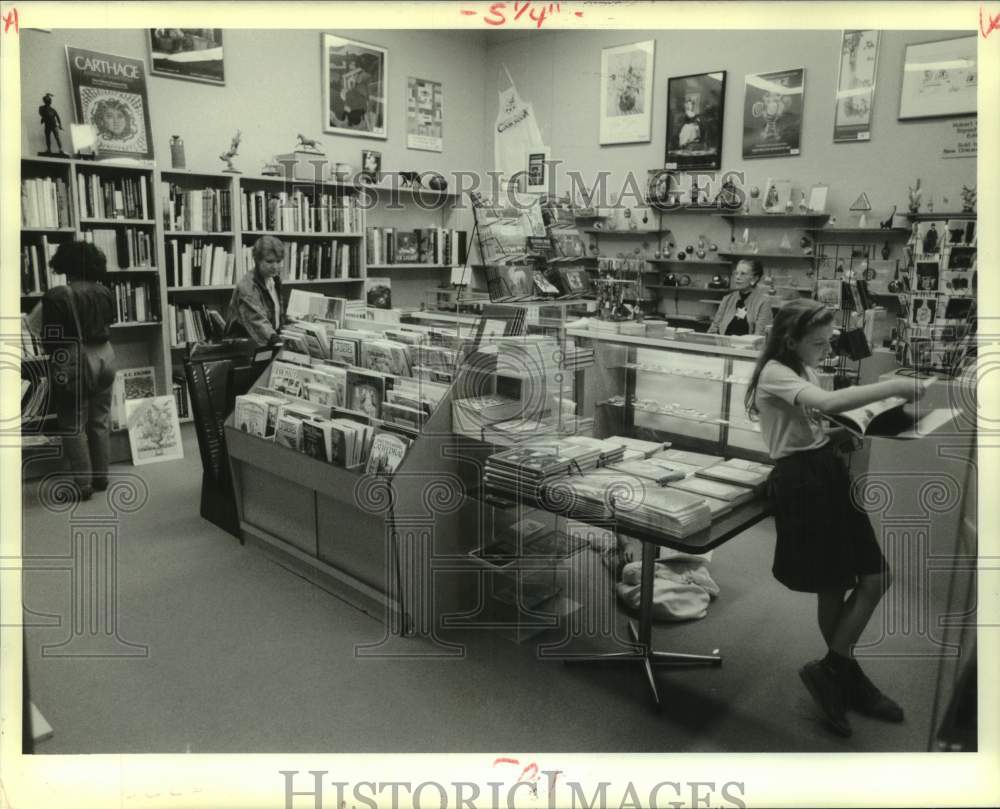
[111,321,162,329]
[648,284,727,294]
[240,230,363,239]
[718,251,813,262]
[167,284,235,292]
[720,213,830,227]
[163,230,235,237]
[583,228,668,236]
[21,226,76,234]
[907,211,976,221]
[646,258,731,269]
[79,217,156,226]
[224,319,474,638]
[283,278,363,285]
[806,227,911,239]
[367,263,461,271]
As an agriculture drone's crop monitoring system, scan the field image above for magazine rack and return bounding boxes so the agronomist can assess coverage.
[223,331,474,637]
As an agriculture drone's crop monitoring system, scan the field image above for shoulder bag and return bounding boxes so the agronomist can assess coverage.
[64,285,117,392]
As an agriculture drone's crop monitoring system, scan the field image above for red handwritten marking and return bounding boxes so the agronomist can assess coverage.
[485,2,506,25]
[493,757,519,766]
[574,10,583,16]
[981,6,1000,37]
[460,8,476,14]
[465,0,578,27]
[2,7,19,33]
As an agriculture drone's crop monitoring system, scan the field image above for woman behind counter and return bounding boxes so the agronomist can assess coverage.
[225,235,287,346]
[41,241,117,500]
[707,258,773,337]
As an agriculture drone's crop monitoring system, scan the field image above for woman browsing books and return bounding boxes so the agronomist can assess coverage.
[225,236,288,347]
[744,298,927,739]
[707,259,772,336]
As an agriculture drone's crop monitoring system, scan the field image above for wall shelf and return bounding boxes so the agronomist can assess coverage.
[367,263,460,270]
[908,211,976,221]
[720,213,830,227]
[719,252,812,261]
[80,217,157,226]
[647,258,731,269]
[240,230,362,238]
[164,230,234,237]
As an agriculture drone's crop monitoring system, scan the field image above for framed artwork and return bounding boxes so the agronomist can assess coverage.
[322,33,387,138]
[742,68,805,159]
[406,76,442,151]
[148,28,224,85]
[599,40,655,145]
[361,149,382,183]
[898,35,977,120]
[834,30,879,142]
[126,396,184,466]
[665,71,726,170]
[808,183,829,213]
[66,46,154,160]
[527,149,549,188]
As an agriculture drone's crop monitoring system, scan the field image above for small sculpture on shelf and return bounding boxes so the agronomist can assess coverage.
[261,159,282,176]
[747,185,760,214]
[708,274,729,290]
[879,205,897,230]
[220,129,242,174]
[797,190,809,214]
[961,185,976,213]
[850,191,872,228]
[399,171,422,188]
[715,177,741,210]
[907,178,922,213]
[38,93,67,156]
[800,235,813,256]
[295,133,325,154]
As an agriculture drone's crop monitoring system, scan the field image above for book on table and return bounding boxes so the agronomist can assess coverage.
[826,377,952,439]
[667,475,755,505]
[696,458,774,490]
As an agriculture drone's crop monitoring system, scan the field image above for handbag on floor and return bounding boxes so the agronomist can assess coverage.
[615,560,721,622]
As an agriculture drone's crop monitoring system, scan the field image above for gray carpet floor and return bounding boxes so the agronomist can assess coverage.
[20,426,948,753]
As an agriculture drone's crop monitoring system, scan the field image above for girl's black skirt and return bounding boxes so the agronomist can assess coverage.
[767,442,887,593]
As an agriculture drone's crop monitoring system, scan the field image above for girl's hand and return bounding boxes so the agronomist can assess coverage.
[892,378,927,402]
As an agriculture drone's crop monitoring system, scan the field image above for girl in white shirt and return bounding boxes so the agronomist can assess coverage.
[745,298,925,738]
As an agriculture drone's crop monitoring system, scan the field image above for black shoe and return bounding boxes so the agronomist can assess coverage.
[92,478,109,492]
[77,485,93,502]
[848,661,904,722]
[799,660,852,738]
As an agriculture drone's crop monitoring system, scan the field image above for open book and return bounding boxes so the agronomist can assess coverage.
[827,377,953,439]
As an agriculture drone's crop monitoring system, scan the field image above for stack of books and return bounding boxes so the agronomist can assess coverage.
[607,459,687,485]
[620,483,713,538]
[560,339,594,370]
[481,415,563,446]
[696,458,773,493]
[657,448,725,468]
[484,440,604,501]
[609,435,671,460]
[667,475,756,507]
[542,469,624,520]
[452,395,523,439]
[561,435,627,467]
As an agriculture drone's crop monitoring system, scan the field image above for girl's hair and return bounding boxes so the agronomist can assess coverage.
[738,258,764,282]
[49,240,108,282]
[744,298,835,418]
[252,234,285,261]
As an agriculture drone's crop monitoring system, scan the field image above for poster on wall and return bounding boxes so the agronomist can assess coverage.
[406,77,443,151]
[833,30,879,142]
[494,65,545,180]
[665,71,726,170]
[898,35,977,120]
[322,34,387,139]
[742,67,804,159]
[147,28,225,85]
[66,46,154,160]
[599,40,655,145]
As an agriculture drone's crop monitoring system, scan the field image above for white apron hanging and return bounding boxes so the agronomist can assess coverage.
[493,65,545,183]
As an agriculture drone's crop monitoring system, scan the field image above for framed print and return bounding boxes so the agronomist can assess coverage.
[834,30,879,142]
[322,33,387,139]
[148,28,224,85]
[898,35,977,120]
[742,68,805,159]
[665,71,726,170]
[66,46,154,160]
[527,148,550,188]
[807,183,829,213]
[406,76,442,151]
[126,396,184,466]
[599,40,655,145]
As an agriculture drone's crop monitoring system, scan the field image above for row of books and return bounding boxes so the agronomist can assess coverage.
[107,279,160,324]
[166,303,226,347]
[83,227,154,271]
[165,240,236,287]
[236,239,360,281]
[20,235,68,295]
[240,190,362,234]
[77,172,151,221]
[365,227,469,266]
[21,177,72,229]
[235,381,414,475]
[172,379,191,420]
[161,184,233,232]
[20,312,43,357]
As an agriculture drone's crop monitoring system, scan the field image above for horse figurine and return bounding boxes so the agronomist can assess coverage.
[296,133,324,153]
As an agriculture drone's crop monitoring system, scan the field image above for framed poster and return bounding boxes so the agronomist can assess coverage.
[148,28,224,85]
[834,30,879,142]
[406,76,442,151]
[742,68,805,159]
[665,71,726,170]
[66,46,154,160]
[126,396,184,466]
[322,33,387,139]
[527,148,550,189]
[898,35,977,120]
[599,40,655,145]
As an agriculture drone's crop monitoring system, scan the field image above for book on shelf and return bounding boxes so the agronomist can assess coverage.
[365,277,392,309]
[83,227,154,271]
[608,459,687,485]
[77,171,150,220]
[274,413,306,450]
[826,377,951,439]
[666,475,755,505]
[346,369,388,420]
[361,339,412,377]
[21,176,72,228]
[658,449,724,468]
[234,393,284,438]
[328,418,375,467]
[364,431,412,476]
[161,183,232,232]
[110,366,156,431]
[696,458,774,490]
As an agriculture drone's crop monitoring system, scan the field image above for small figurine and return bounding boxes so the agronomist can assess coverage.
[798,190,809,214]
[39,93,67,156]
[907,178,922,213]
[261,160,282,177]
[220,130,242,173]
[960,185,976,213]
[399,171,422,188]
[879,205,897,230]
[296,133,325,154]
[922,222,939,255]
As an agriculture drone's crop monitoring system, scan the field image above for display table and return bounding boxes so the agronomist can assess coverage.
[473,479,769,708]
